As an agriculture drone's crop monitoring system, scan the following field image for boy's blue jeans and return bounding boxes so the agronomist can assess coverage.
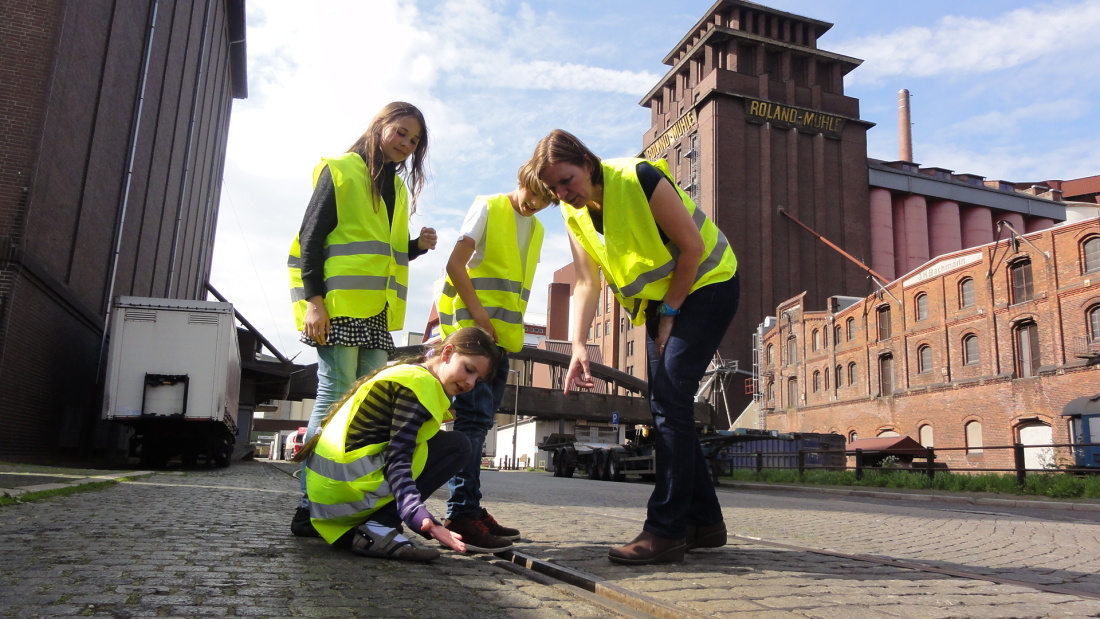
[642,275,740,539]
[446,349,510,520]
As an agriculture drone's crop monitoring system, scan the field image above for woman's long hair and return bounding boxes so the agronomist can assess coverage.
[528,129,603,186]
[346,101,429,214]
[292,327,499,463]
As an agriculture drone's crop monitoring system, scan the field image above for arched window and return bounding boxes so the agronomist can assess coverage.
[848,430,858,442]
[1015,321,1040,377]
[786,336,798,365]
[787,377,798,407]
[765,380,774,403]
[879,354,894,396]
[915,293,929,321]
[919,424,934,447]
[823,327,829,348]
[824,367,830,390]
[877,306,891,340]
[966,420,984,454]
[878,429,900,437]
[1084,237,1100,273]
[766,344,774,365]
[959,278,975,308]
[846,317,855,341]
[963,334,979,365]
[1090,306,1100,343]
[834,325,842,345]
[1010,259,1034,304]
[848,362,858,385]
[813,371,821,392]
[836,364,843,387]
[917,345,932,374]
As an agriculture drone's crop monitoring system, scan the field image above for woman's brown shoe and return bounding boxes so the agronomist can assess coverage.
[608,531,686,565]
[686,522,727,550]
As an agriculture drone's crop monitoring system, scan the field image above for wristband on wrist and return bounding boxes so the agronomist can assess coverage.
[657,302,681,316]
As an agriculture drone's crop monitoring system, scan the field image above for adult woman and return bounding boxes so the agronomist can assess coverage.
[528,130,739,565]
[288,102,437,535]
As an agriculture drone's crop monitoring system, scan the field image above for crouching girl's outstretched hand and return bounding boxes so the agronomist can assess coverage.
[423,518,466,552]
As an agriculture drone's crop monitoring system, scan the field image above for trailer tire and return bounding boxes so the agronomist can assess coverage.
[599,450,613,481]
[552,450,564,477]
[213,439,232,468]
[607,451,625,482]
[587,449,602,480]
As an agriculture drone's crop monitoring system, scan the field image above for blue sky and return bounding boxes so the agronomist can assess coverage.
[210,0,1100,365]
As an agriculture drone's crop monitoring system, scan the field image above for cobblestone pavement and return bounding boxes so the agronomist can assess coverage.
[4,461,1100,618]
[464,469,1100,618]
[0,462,622,618]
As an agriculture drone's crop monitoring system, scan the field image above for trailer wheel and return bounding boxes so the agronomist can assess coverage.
[213,439,232,468]
[607,451,625,482]
[552,450,564,477]
[599,450,614,481]
[587,449,603,480]
[562,451,576,478]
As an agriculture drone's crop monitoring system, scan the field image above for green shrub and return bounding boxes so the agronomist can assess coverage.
[719,466,1100,501]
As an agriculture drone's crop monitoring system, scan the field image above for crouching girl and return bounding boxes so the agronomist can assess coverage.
[293,327,500,562]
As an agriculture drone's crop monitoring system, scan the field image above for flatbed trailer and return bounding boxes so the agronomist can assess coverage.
[539,428,845,481]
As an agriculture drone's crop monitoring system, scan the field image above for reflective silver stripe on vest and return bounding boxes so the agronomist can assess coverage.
[693,235,731,285]
[617,206,722,298]
[288,255,302,268]
[308,450,384,482]
[290,287,308,302]
[394,250,408,267]
[324,275,391,292]
[309,487,391,520]
[618,259,675,298]
[390,278,408,300]
[325,240,392,259]
[441,277,524,297]
[443,306,524,326]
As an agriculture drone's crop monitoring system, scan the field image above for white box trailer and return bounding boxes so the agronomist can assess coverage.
[102,296,241,467]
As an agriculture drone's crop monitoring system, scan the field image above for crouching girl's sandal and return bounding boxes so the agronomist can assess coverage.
[351,521,440,563]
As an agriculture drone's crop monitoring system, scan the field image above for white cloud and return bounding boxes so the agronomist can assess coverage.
[839,1,1100,85]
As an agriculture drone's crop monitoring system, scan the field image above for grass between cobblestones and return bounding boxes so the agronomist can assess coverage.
[0,480,123,507]
[722,468,1100,500]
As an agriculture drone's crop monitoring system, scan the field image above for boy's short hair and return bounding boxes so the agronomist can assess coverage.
[517,159,558,205]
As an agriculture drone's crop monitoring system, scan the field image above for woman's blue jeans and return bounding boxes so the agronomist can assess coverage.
[299,345,389,506]
[643,274,740,539]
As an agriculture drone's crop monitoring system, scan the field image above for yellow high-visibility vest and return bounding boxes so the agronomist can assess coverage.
[304,364,451,543]
[288,152,410,331]
[437,195,544,352]
[560,158,736,325]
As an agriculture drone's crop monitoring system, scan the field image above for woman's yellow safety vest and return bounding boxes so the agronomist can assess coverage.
[304,364,451,543]
[288,152,410,332]
[560,158,736,325]
[437,195,544,353]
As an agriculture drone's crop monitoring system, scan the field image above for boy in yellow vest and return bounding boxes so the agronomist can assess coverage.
[435,162,554,552]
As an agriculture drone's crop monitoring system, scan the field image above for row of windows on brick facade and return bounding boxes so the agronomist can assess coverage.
[768,304,1100,371]
[764,315,1082,408]
[843,421,991,455]
[766,237,1100,360]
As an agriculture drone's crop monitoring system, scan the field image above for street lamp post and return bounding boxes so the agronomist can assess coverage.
[509,368,519,470]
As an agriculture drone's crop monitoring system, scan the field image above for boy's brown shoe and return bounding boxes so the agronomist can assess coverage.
[444,514,514,553]
[480,508,520,540]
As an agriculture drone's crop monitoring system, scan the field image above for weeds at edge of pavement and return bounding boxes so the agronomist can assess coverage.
[0,480,123,507]
[722,468,1100,500]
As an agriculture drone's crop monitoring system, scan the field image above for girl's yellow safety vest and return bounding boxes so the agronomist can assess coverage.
[288,152,410,331]
[304,364,451,543]
[560,158,736,325]
[437,194,544,352]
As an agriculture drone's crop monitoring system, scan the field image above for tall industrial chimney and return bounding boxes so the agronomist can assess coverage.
[898,89,913,162]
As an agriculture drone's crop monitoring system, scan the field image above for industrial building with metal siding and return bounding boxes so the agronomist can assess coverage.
[545,0,1099,437]
[0,1,247,460]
